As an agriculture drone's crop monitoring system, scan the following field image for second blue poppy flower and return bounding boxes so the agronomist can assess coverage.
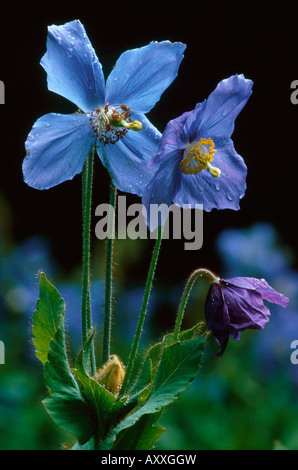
[142,74,253,230]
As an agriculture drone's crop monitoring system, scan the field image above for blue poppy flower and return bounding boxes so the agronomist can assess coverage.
[142,74,253,230]
[205,276,289,356]
[22,20,186,194]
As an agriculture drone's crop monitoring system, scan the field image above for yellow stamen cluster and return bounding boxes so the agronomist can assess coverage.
[180,138,221,177]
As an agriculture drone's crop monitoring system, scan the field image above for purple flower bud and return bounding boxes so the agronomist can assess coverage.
[205,277,289,356]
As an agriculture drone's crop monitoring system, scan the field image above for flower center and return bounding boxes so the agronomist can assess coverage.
[180,138,221,177]
[89,103,142,146]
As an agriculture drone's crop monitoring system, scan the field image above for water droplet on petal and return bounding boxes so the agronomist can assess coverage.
[226,193,233,201]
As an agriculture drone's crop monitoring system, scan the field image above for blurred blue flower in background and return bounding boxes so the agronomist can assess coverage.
[216,222,292,280]
[0,235,57,315]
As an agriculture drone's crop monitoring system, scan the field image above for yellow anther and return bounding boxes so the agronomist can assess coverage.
[180,138,220,177]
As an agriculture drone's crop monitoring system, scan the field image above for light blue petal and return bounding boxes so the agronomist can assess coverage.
[105,41,186,114]
[142,149,182,231]
[185,74,253,147]
[173,141,247,211]
[23,113,95,189]
[40,20,105,112]
[148,110,191,171]
[96,114,161,196]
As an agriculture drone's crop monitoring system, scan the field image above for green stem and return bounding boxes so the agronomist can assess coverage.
[102,183,117,364]
[81,150,96,375]
[119,226,163,397]
[173,268,218,341]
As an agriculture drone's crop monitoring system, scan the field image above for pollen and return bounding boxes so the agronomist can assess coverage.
[180,138,220,177]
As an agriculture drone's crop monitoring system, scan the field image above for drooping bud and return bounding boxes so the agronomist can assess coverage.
[93,355,125,394]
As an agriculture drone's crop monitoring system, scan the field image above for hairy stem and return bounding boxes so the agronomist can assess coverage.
[102,183,117,364]
[173,267,218,341]
[119,226,163,397]
[81,150,96,375]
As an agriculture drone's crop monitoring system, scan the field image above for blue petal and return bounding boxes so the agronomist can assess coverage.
[96,114,161,196]
[142,149,182,231]
[105,41,186,114]
[148,110,191,171]
[173,141,247,211]
[224,277,289,308]
[23,113,95,189]
[40,20,105,112]
[185,74,253,147]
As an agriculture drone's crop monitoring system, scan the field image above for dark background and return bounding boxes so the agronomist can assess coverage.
[0,3,297,283]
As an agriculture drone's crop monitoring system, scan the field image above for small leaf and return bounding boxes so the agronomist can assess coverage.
[32,272,65,365]
[75,327,96,376]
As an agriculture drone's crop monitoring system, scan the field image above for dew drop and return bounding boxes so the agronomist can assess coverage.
[226,193,233,201]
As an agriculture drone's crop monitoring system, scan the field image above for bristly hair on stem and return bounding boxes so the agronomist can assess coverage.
[173,267,219,341]
[81,149,96,375]
[102,183,117,364]
[119,225,164,397]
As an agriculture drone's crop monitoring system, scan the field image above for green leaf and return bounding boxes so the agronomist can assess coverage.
[112,412,166,450]
[127,322,206,398]
[100,334,206,449]
[32,272,65,365]
[33,273,95,444]
[43,320,96,444]
[73,358,118,440]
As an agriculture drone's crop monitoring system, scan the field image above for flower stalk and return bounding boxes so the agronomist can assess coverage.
[81,149,96,375]
[173,268,218,341]
[119,225,164,397]
[102,183,117,364]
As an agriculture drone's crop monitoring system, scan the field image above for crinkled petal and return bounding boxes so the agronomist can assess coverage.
[223,277,289,308]
[41,20,105,112]
[23,113,95,189]
[173,141,247,211]
[185,74,253,147]
[221,283,271,334]
[105,41,186,114]
[142,149,182,231]
[96,114,161,196]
